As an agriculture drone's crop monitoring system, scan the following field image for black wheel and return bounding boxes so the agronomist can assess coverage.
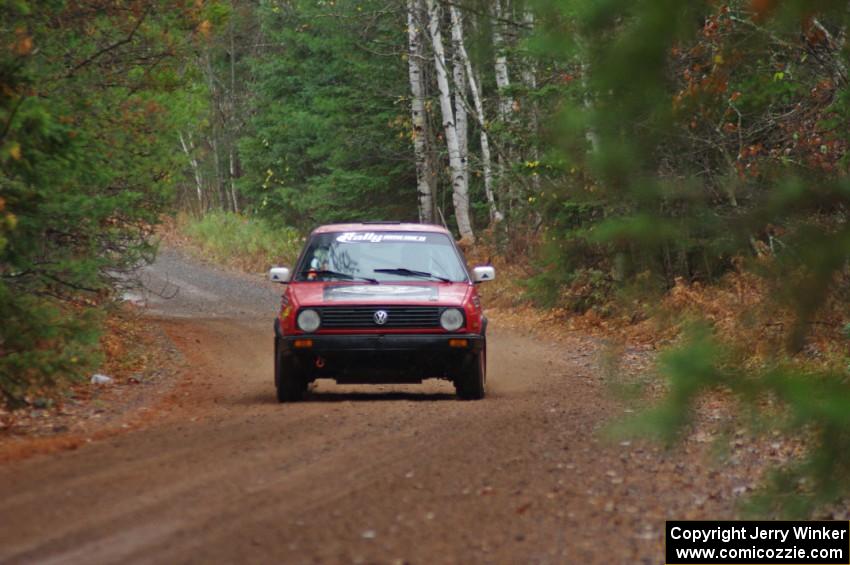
[274,338,307,402]
[455,340,486,400]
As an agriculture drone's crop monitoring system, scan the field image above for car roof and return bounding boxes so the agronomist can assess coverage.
[311,222,451,235]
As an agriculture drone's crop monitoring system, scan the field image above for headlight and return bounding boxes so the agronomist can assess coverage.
[440,308,464,331]
[297,309,321,332]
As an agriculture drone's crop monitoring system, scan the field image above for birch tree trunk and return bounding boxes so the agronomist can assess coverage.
[179,131,205,212]
[449,5,502,224]
[491,0,515,213]
[581,58,600,153]
[450,6,468,193]
[426,0,474,243]
[491,0,513,121]
[208,130,226,210]
[228,12,240,213]
[407,0,434,223]
[522,8,541,193]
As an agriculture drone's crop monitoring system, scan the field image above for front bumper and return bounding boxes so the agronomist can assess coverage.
[278,332,484,353]
[274,320,484,383]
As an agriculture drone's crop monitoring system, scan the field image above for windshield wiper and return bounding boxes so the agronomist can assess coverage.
[373,268,452,282]
[303,270,378,284]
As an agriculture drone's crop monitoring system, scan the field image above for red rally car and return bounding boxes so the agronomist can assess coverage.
[269,222,495,402]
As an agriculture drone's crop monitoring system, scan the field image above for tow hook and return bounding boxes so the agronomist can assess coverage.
[315,357,326,369]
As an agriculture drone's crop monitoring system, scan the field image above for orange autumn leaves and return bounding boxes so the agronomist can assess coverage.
[11,27,32,56]
[672,3,847,181]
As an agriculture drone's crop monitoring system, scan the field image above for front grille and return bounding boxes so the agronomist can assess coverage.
[312,306,447,329]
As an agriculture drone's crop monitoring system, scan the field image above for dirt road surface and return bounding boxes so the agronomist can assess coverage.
[0,249,753,564]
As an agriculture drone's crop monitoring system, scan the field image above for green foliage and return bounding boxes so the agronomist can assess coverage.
[0,287,102,405]
[238,0,416,227]
[537,0,850,516]
[180,211,301,271]
[533,0,850,289]
[0,1,204,407]
[526,199,611,309]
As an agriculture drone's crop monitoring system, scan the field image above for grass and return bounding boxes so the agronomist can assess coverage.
[175,211,303,272]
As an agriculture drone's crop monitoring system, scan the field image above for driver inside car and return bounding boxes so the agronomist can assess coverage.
[307,248,330,280]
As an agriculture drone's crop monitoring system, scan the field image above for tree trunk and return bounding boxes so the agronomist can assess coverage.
[202,49,226,210]
[491,0,514,213]
[450,5,502,224]
[229,10,240,214]
[573,36,600,153]
[179,131,205,213]
[229,148,240,213]
[208,131,226,210]
[491,0,513,121]
[450,6,468,196]
[407,0,434,223]
[426,0,474,244]
[580,58,600,153]
[522,8,541,193]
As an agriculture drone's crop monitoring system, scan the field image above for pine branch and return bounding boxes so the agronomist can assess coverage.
[65,7,150,78]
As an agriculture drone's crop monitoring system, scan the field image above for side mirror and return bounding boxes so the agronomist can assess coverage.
[269,267,292,283]
[472,265,495,283]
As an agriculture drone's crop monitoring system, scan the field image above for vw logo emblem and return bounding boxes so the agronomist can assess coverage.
[373,310,388,325]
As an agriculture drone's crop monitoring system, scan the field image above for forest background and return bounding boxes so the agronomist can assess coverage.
[3,0,850,516]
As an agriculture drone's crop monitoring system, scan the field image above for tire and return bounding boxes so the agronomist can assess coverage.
[274,338,307,402]
[455,340,486,400]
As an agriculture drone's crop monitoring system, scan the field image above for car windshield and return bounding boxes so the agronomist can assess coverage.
[295,231,468,283]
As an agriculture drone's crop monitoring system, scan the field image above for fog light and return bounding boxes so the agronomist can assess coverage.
[449,339,469,348]
[294,339,313,349]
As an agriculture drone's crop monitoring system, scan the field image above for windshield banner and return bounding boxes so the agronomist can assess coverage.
[335,232,428,244]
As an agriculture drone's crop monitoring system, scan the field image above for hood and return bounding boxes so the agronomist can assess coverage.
[290,282,469,306]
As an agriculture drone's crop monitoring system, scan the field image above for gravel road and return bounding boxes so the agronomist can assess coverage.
[0,248,755,564]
